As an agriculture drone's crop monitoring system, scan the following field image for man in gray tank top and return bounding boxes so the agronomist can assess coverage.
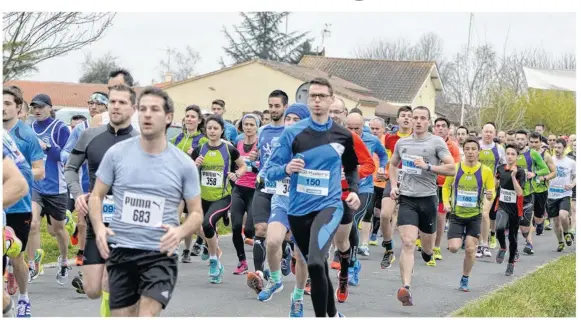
[387,106,456,307]
[87,87,203,317]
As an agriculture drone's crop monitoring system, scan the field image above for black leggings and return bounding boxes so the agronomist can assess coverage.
[495,209,520,263]
[289,207,343,317]
[202,196,232,239]
[231,185,256,262]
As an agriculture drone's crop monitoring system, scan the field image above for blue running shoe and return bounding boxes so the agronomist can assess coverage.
[281,244,292,276]
[258,278,283,302]
[459,276,470,292]
[201,246,209,261]
[209,263,224,284]
[16,299,31,317]
[349,260,361,286]
[289,296,304,317]
[209,259,222,277]
[338,312,345,317]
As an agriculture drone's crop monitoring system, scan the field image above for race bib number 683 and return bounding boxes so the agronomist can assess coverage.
[120,192,165,228]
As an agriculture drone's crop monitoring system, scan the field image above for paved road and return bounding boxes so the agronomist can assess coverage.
[24,229,574,317]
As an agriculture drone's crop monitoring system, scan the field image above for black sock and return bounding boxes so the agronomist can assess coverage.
[462,275,469,280]
[77,249,84,256]
[195,236,203,245]
[253,236,267,272]
[421,250,432,262]
[282,240,289,258]
[490,231,496,237]
[372,216,381,234]
[404,285,410,290]
[339,249,351,278]
[382,240,393,251]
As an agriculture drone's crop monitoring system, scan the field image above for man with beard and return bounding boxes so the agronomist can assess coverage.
[245,90,289,294]
[528,132,556,236]
[456,126,469,160]
[514,130,549,256]
[62,92,109,266]
[547,138,576,252]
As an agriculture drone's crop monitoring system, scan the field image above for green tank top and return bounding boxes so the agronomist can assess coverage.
[516,150,533,197]
[171,131,209,155]
[531,149,549,193]
[451,163,484,218]
[479,144,500,173]
[199,143,232,201]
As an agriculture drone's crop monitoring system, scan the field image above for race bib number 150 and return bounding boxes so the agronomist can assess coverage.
[297,169,330,196]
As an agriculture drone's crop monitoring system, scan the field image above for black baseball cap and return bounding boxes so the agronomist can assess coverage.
[30,94,52,107]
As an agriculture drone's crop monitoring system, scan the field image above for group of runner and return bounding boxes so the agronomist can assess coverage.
[2,67,576,317]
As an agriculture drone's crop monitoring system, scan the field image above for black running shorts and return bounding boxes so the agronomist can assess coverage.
[397,195,438,234]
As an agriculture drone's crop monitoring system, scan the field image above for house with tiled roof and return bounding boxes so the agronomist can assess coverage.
[163,56,442,124]
[298,55,444,120]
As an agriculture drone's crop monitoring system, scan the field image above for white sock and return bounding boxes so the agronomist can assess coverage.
[18,293,29,303]
[209,255,218,260]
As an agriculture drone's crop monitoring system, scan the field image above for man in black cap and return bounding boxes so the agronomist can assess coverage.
[28,93,72,286]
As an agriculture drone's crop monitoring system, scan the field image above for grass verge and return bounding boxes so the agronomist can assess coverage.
[452,253,576,317]
[39,212,232,264]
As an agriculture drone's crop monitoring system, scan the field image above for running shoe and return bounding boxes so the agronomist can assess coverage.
[331,250,341,270]
[564,233,573,246]
[29,248,45,282]
[72,272,85,294]
[70,226,79,246]
[201,246,209,261]
[489,235,497,249]
[75,254,84,266]
[181,250,192,263]
[247,271,265,294]
[336,275,349,303]
[380,250,395,269]
[475,245,483,258]
[191,243,202,256]
[459,277,470,292]
[7,262,18,296]
[482,246,492,257]
[557,242,565,252]
[281,244,292,276]
[535,223,544,236]
[208,259,222,277]
[305,278,311,295]
[16,299,31,317]
[426,256,436,267]
[291,257,296,275]
[338,312,345,317]
[289,296,304,317]
[505,263,514,276]
[523,243,534,255]
[209,261,224,284]
[415,238,422,251]
[56,256,71,286]
[348,260,362,286]
[258,278,283,302]
[397,287,413,306]
[544,219,552,230]
[496,249,506,264]
[65,210,76,236]
[233,260,248,275]
[433,247,443,260]
[244,237,254,246]
[359,245,370,257]
[369,234,379,246]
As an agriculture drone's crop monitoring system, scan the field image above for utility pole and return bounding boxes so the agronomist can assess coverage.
[320,23,332,53]
[460,13,473,126]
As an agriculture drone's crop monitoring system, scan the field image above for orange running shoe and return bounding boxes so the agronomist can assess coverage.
[397,287,413,306]
[336,276,349,303]
[75,254,84,266]
[70,226,79,246]
[304,278,312,295]
[244,238,254,246]
[246,271,264,294]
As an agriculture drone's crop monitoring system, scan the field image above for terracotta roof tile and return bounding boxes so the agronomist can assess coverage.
[4,80,147,109]
[299,56,436,104]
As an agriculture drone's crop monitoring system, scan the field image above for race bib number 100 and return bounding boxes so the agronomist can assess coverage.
[275,178,290,196]
[121,192,165,228]
[297,169,330,196]
[456,190,478,208]
[102,195,115,223]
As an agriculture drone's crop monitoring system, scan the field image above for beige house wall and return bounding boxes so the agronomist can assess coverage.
[411,76,437,120]
[164,62,358,123]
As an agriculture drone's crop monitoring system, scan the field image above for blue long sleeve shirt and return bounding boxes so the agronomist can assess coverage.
[32,117,70,195]
[359,132,388,193]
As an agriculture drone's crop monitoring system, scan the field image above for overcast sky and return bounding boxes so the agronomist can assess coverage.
[25,12,575,85]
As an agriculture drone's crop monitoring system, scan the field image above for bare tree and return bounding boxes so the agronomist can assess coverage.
[352,38,416,60]
[79,52,119,84]
[159,45,201,82]
[414,32,444,62]
[3,12,115,81]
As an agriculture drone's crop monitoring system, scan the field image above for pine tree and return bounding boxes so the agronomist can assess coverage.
[222,12,317,65]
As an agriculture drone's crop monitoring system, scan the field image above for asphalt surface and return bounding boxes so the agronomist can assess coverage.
[22,228,575,317]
